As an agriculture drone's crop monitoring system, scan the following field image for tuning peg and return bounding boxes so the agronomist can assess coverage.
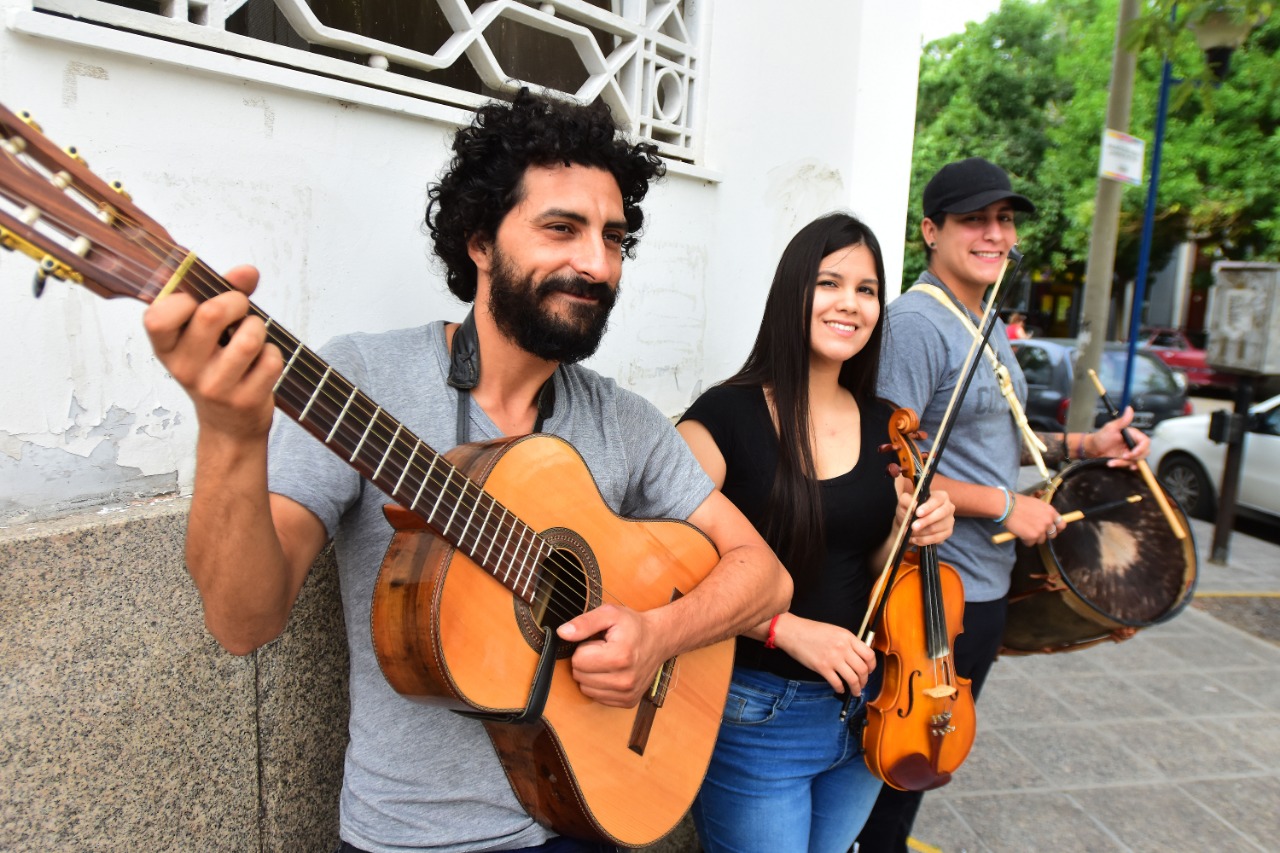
[18,110,43,134]
[110,179,132,201]
[32,255,74,297]
[63,145,87,166]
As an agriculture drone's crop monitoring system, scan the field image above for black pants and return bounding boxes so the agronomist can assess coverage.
[855,595,1009,853]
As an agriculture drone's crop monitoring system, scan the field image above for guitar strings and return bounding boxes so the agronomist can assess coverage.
[36,159,641,628]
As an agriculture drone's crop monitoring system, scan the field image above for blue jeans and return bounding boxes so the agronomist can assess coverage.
[691,667,881,853]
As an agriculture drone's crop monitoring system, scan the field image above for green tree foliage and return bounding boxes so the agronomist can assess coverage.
[906,0,1277,295]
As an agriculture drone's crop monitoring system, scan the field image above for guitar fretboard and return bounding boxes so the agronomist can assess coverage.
[253,304,551,605]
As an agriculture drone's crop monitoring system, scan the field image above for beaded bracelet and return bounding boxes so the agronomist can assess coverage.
[994,485,1014,525]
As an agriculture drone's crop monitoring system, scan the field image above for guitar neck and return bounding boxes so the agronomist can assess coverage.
[225,282,550,607]
[0,104,548,602]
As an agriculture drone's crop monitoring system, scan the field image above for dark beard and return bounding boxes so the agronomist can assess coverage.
[486,248,619,364]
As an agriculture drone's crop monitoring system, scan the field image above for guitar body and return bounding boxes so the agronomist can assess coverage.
[371,433,734,848]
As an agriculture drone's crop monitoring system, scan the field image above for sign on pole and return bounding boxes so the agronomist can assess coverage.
[1099,128,1145,186]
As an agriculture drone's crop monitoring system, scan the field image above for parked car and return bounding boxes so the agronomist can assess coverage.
[1150,394,1280,522]
[1009,338,1192,432]
[1138,327,1238,393]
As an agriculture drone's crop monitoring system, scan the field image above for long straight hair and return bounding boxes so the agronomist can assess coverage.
[723,212,888,592]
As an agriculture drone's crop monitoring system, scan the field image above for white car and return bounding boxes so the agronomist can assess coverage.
[1150,393,1280,523]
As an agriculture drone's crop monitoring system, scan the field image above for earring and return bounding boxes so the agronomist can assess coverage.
[929,242,936,249]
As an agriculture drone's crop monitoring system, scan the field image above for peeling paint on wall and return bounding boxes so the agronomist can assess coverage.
[62,61,109,106]
[0,404,180,522]
[243,96,276,138]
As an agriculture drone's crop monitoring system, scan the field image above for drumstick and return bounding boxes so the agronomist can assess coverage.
[1086,369,1187,540]
[991,495,1142,544]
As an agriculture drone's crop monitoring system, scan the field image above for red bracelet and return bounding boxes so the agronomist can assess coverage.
[764,614,782,649]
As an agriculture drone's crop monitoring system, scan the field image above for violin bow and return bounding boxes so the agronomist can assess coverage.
[860,247,1026,641]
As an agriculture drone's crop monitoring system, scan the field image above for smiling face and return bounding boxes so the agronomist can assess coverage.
[808,242,881,370]
[923,200,1018,295]
[471,163,628,362]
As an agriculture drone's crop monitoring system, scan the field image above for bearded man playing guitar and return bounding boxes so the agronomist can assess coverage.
[141,91,790,853]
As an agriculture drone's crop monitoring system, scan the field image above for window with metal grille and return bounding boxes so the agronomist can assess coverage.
[31,0,706,162]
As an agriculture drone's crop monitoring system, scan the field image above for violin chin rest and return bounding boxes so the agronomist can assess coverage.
[885,754,953,792]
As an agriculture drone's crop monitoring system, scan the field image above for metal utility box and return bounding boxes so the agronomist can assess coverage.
[1206,262,1280,375]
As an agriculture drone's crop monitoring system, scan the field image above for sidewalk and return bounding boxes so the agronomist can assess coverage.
[911,516,1280,852]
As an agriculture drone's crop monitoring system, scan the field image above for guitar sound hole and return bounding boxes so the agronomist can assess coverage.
[514,529,602,657]
[531,548,590,630]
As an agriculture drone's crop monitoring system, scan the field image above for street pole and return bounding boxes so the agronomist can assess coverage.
[1121,47,1175,410]
[1210,375,1254,564]
[1066,0,1141,435]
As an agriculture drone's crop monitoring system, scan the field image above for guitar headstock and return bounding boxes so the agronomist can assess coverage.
[0,102,191,304]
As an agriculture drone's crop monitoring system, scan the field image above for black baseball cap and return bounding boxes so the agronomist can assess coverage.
[923,157,1035,218]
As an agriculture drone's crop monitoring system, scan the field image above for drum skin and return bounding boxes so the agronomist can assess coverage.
[1002,460,1198,655]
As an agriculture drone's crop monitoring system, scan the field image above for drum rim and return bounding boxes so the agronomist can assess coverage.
[1035,459,1199,628]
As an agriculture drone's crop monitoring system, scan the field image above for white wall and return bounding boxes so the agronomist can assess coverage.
[693,0,922,386]
[0,0,922,520]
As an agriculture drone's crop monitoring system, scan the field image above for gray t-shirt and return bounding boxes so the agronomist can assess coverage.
[267,321,714,852]
[875,273,1027,602]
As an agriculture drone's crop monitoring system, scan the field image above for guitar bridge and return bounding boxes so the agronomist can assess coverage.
[628,588,682,755]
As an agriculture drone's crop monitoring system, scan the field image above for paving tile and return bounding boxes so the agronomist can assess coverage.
[997,725,1161,787]
[1142,630,1274,670]
[1208,667,1280,711]
[1095,719,1263,777]
[937,730,1050,797]
[1085,635,1198,674]
[1198,715,1280,770]
[1124,671,1269,716]
[971,672,1081,728]
[997,649,1107,678]
[1037,674,1175,723]
[1155,605,1237,636]
[944,792,1123,853]
[1071,784,1264,852]
[1183,776,1280,851]
[909,798,986,853]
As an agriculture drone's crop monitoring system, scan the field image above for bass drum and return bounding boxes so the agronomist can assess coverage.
[1001,459,1198,655]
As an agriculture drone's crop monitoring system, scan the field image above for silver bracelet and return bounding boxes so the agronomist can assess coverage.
[994,485,1014,524]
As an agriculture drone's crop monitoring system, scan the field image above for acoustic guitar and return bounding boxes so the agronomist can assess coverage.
[0,103,734,848]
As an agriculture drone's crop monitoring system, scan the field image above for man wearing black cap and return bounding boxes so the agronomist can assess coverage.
[859,158,1147,852]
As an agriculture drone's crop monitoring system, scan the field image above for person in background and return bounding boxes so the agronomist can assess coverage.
[678,212,955,853]
[1006,310,1029,339]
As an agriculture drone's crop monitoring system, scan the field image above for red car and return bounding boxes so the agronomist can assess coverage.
[1139,328,1237,393]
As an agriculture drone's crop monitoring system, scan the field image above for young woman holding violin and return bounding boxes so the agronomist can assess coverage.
[857,158,1152,853]
[678,212,955,853]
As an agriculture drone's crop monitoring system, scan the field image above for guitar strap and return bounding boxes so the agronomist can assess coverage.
[447,308,556,444]
[914,283,1051,481]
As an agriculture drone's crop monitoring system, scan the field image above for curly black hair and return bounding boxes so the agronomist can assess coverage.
[426,89,666,302]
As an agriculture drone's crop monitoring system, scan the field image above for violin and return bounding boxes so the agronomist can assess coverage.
[861,408,976,791]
